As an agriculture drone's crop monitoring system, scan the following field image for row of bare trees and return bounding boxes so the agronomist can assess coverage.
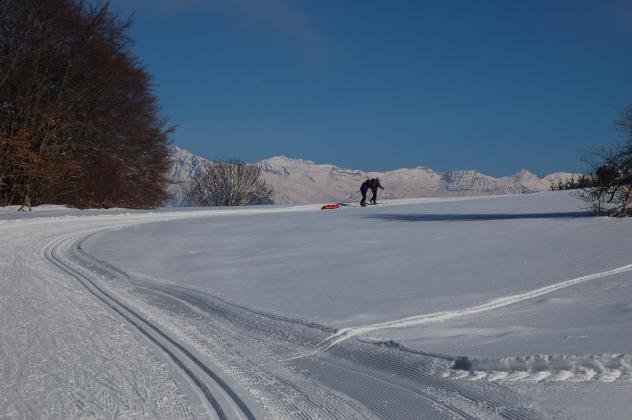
[550,174,595,191]
[0,0,172,209]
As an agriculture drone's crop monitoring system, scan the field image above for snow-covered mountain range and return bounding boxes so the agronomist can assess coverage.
[168,147,577,205]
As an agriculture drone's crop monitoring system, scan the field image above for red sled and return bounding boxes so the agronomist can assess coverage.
[321,203,341,210]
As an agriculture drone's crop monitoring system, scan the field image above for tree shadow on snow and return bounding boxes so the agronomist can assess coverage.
[365,211,590,223]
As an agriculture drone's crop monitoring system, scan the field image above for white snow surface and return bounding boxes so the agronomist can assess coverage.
[2,191,632,419]
[91,192,632,354]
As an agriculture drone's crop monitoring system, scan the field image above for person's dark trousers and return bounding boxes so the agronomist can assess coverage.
[370,188,377,204]
[360,189,367,206]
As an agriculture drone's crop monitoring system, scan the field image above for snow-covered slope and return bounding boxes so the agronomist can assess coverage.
[89,192,631,419]
[3,192,632,419]
[168,148,579,205]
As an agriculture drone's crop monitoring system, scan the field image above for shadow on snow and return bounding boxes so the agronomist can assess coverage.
[364,211,590,222]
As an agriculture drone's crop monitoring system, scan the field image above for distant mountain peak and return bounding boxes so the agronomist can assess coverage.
[512,169,537,179]
[167,148,579,205]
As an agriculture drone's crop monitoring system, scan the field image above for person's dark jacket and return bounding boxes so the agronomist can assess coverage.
[361,178,384,193]
[360,179,372,194]
[370,178,384,191]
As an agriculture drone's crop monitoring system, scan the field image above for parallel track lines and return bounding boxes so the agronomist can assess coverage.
[43,233,255,420]
[61,227,553,420]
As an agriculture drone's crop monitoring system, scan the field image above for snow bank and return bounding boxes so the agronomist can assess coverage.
[449,353,632,383]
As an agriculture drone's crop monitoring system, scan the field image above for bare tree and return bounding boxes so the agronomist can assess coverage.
[188,159,274,206]
[574,106,632,217]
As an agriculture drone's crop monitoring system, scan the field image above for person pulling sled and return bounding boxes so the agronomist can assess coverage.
[360,177,384,207]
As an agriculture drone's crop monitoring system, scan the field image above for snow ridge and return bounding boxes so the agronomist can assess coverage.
[449,353,632,383]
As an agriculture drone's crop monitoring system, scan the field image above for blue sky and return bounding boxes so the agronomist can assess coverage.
[111,0,632,176]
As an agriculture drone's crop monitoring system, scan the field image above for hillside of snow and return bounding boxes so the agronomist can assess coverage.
[168,147,578,205]
[89,191,631,419]
[2,191,632,419]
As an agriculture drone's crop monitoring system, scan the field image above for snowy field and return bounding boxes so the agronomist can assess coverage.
[1,191,631,419]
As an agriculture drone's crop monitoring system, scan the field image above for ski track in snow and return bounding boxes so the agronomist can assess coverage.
[2,200,613,419]
[73,244,552,420]
[0,223,198,419]
[44,229,256,420]
[315,263,632,352]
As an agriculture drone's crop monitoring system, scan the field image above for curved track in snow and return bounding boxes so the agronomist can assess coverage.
[44,230,255,420]
[1,208,563,419]
[72,226,554,419]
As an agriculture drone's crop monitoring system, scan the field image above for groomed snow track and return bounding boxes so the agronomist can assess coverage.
[71,229,554,419]
[1,209,564,419]
[44,230,256,420]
